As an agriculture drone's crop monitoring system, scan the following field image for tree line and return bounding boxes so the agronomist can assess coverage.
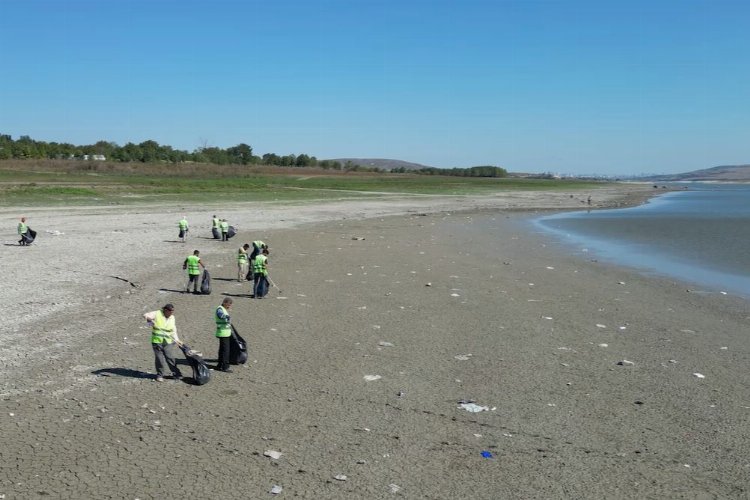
[0,134,507,177]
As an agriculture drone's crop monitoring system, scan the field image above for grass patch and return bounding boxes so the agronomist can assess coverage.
[0,159,610,206]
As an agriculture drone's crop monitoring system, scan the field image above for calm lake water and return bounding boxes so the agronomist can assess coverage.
[534,183,750,298]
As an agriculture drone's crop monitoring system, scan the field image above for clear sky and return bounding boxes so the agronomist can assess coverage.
[1,0,748,175]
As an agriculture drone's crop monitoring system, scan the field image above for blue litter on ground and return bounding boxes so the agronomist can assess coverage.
[481,451,493,458]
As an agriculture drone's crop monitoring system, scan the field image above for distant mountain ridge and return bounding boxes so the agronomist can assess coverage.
[326,158,432,171]
[644,164,750,182]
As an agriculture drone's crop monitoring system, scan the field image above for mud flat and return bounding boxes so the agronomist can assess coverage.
[1,184,747,498]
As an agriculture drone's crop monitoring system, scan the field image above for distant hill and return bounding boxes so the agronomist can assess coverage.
[644,164,750,182]
[326,158,432,171]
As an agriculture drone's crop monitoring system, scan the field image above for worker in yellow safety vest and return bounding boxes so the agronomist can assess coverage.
[144,303,182,382]
[237,243,250,282]
[220,219,229,241]
[17,217,29,246]
[183,250,205,293]
[252,248,270,298]
[214,297,233,372]
[178,217,189,242]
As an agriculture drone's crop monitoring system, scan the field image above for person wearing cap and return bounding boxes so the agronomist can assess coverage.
[18,217,29,246]
[144,304,182,382]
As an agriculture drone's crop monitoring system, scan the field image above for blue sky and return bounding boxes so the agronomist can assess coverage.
[1,0,748,175]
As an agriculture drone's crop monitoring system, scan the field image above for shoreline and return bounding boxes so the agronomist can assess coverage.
[2,183,746,498]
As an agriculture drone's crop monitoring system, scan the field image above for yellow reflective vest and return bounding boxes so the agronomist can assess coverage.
[215,306,231,338]
[151,310,176,344]
[253,254,268,276]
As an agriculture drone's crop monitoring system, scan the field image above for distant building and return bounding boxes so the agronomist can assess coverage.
[82,154,106,161]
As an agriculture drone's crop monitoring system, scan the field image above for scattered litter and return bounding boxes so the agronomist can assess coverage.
[596,324,606,328]
[542,316,553,320]
[547,403,556,407]
[720,291,727,295]
[351,237,365,240]
[8,413,14,417]
[397,391,405,398]
[364,375,382,381]
[333,474,348,481]
[546,266,554,270]
[557,347,572,351]
[276,296,288,300]
[473,433,482,438]
[378,341,394,347]
[388,484,401,494]
[528,283,534,286]
[598,343,608,348]
[458,401,489,413]
[619,326,627,330]
[356,460,367,464]
[372,325,381,329]
[720,347,728,350]
[669,359,678,364]
[450,293,460,297]
[502,433,513,438]
[270,485,283,495]
[617,360,635,366]
[425,282,432,287]
[481,451,493,458]
[454,354,472,361]
[264,450,282,460]
[693,373,705,379]
[354,427,371,432]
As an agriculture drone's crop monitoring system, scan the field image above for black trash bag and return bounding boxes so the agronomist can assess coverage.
[245,268,254,281]
[254,276,269,298]
[200,269,211,295]
[23,228,36,244]
[229,325,248,365]
[227,225,237,239]
[179,344,211,385]
[212,227,221,239]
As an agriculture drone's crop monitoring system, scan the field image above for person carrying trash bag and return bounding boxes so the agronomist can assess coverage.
[252,247,270,298]
[178,216,189,243]
[17,217,29,246]
[183,250,205,294]
[247,240,268,280]
[214,297,234,372]
[144,303,183,382]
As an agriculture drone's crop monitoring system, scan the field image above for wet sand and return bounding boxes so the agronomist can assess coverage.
[1,185,748,499]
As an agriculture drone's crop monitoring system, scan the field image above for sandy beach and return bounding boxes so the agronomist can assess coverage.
[1,184,748,499]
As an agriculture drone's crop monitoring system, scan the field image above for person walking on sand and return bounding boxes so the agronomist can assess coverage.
[237,243,250,282]
[252,247,270,298]
[183,250,205,293]
[214,297,233,372]
[220,219,229,241]
[17,217,29,246]
[178,216,189,243]
[144,303,183,382]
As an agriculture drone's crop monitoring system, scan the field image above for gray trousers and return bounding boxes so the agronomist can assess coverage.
[152,342,181,377]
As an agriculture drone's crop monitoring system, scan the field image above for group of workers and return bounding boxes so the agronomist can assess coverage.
[144,296,237,381]
[211,215,231,241]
